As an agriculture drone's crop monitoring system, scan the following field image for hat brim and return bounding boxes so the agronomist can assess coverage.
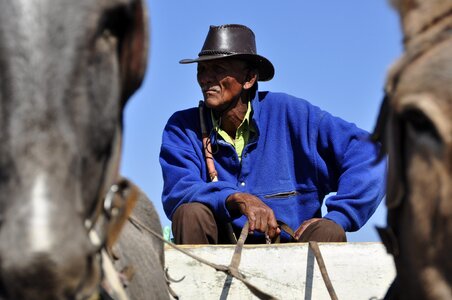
[179,53,274,82]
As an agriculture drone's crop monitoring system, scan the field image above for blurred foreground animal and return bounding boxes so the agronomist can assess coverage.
[374,0,452,299]
[0,0,168,299]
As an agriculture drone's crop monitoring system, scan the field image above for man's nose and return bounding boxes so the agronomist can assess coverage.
[197,70,213,86]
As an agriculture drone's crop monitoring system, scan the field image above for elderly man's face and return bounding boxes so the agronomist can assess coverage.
[197,58,249,111]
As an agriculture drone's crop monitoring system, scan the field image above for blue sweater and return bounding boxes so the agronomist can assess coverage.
[160,91,386,238]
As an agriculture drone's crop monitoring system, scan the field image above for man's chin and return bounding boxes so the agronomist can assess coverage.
[204,98,220,109]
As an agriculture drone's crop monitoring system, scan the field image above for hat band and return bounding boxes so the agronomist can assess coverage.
[198,50,237,56]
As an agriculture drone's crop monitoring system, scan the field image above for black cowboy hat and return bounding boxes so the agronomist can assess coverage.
[179,24,274,81]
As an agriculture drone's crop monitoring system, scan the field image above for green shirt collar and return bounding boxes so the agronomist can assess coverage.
[211,102,253,161]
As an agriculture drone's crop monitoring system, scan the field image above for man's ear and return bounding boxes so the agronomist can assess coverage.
[119,0,149,105]
[243,70,258,90]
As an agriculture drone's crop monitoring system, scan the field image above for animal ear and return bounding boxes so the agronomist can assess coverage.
[119,0,149,105]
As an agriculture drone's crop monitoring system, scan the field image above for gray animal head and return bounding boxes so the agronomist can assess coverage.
[376,1,452,299]
[0,0,148,298]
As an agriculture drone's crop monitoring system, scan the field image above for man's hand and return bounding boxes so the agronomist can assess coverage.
[294,218,322,240]
[226,192,281,239]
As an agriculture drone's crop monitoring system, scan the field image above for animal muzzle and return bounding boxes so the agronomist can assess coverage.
[0,252,100,300]
[0,193,101,300]
[0,230,101,300]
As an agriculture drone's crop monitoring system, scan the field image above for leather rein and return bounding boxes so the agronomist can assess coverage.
[87,179,139,300]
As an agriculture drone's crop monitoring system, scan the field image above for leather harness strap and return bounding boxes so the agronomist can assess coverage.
[229,221,249,272]
[87,178,143,300]
[85,126,123,232]
[199,101,218,182]
[273,222,338,300]
[272,220,298,243]
[309,241,339,300]
[88,231,129,300]
[103,179,140,251]
[227,222,278,300]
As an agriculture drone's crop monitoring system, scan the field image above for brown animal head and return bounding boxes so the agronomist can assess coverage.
[0,0,148,299]
[374,1,452,299]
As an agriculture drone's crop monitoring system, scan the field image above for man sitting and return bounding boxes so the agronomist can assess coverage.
[160,24,386,244]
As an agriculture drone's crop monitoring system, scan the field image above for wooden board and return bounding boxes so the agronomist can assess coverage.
[164,242,395,300]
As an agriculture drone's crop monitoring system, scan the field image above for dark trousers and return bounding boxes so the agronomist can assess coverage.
[172,202,347,244]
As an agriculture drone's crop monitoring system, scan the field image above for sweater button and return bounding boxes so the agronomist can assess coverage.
[240,182,246,186]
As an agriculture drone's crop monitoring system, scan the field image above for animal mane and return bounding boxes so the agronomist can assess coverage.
[388,0,402,10]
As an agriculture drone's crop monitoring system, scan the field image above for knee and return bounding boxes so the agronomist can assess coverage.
[172,202,213,223]
[319,219,346,242]
[171,203,218,244]
[300,219,346,242]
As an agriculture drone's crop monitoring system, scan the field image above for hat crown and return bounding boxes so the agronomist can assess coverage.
[179,23,274,81]
[199,24,257,57]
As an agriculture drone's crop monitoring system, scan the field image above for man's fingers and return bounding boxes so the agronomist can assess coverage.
[254,215,263,233]
[266,214,279,239]
[236,194,278,239]
[267,226,276,239]
[248,214,256,233]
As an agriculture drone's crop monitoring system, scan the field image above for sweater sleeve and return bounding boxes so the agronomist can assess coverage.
[159,111,238,222]
[316,111,387,232]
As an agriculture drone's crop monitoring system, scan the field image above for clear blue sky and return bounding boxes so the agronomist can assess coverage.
[120,1,403,242]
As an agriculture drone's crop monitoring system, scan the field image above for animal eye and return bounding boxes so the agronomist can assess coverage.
[98,5,133,43]
[402,109,443,156]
